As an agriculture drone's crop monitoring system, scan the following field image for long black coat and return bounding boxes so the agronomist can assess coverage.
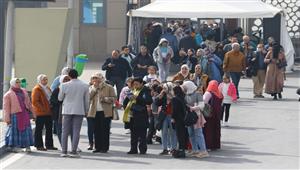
[124,86,153,128]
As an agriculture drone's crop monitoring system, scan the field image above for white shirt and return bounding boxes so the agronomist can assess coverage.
[96,94,104,111]
[221,83,232,104]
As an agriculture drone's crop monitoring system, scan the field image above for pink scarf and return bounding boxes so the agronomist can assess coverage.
[11,87,30,131]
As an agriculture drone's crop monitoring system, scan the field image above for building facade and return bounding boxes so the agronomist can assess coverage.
[47,0,128,61]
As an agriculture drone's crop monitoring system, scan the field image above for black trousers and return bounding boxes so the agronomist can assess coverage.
[175,122,186,150]
[94,111,111,152]
[34,115,54,148]
[147,113,156,143]
[130,125,147,153]
[108,77,125,99]
[221,103,231,122]
[87,117,95,145]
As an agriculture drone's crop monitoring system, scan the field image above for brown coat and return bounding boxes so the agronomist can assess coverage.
[172,72,191,82]
[223,50,246,72]
[88,83,116,118]
[190,73,209,92]
[264,51,284,94]
[31,85,52,116]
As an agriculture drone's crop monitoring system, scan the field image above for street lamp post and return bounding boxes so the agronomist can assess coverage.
[126,0,138,44]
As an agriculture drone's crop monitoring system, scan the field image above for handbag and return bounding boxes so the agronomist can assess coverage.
[112,107,119,120]
[202,103,212,118]
[184,108,198,126]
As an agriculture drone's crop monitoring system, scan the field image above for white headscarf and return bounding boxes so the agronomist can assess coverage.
[61,67,71,75]
[181,80,197,95]
[10,78,19,88]
[37,74,51,101]
[180,64,190,77]
[59,75,69,84]
[163,82,174,99]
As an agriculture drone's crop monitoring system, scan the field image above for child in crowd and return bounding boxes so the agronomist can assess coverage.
[143,66,159,84]
[218,74,237,126]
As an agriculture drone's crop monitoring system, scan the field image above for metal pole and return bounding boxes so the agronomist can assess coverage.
[128,12,133,45]
[0,0,7,109]
[3,0,14,93]
[67,0,74,68]
[220,18,224,42]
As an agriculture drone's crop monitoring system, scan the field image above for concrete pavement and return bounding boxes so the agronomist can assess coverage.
[0,62,299,169]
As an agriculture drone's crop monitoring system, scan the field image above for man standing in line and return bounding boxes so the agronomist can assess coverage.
[102,50,132,99]
[58,69,89,158]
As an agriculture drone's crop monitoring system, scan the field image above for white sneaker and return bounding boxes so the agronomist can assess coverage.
[69,152,80,158]
[25,147,31,153]
[224,122,229,127]
[60,153,68,157]
[196,151,209,158]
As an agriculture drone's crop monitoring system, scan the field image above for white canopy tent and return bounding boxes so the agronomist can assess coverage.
[128,0,295,71]
[130,0,282,19]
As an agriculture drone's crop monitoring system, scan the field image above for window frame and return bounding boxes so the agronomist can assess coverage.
[80,0,106,26]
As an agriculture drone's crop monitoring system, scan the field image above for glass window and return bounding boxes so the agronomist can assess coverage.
[83,0,104,24]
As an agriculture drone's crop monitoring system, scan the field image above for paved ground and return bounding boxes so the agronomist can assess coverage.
[0,62,299,169]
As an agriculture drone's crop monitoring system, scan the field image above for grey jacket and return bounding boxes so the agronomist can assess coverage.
[58,79,89,115]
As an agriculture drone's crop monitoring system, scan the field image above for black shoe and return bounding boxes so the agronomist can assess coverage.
[147,140,153,145]
[93,150,101,153]
[139,152,146,155]
[172,150,185,158]
[278,93,282,99]
[273,96,278,100]
[46,147,58,150]
[100,150,108,153]
[127,150,138,154]
[87,144,93,150]
[159,149,169,155]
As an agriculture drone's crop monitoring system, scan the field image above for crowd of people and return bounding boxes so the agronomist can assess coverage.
[2,20,289,159]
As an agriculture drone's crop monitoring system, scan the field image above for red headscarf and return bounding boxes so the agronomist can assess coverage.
[206,80,223,99]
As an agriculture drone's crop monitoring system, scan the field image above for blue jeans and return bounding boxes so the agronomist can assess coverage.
[161,115,177,150]
[188,126,207,152]
[157,63,171,82]
[53,120,62,145]
[230,72,241,97]
[87,117,95,145]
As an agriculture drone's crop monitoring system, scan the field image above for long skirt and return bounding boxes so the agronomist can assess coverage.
[265,63,284,94]
[5,114,34,148]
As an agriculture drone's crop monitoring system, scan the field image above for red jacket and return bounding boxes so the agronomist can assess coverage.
[218,82,237,102]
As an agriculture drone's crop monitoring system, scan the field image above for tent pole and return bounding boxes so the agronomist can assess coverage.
[127,11,133,45]
[220,18,224,42]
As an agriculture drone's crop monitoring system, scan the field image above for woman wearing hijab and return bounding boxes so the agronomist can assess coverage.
[153,38,174,82]
[264,42,286,100]
[203,80,223,150]
[182,48,198,73]
[50,75,71,146]
[172,64,191,83]
[3,78,34,152]
[171,85,186,158]
[32,74,57,151]
[156,82,177,155]
[190,64,209,94]
[181,81,209,158]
